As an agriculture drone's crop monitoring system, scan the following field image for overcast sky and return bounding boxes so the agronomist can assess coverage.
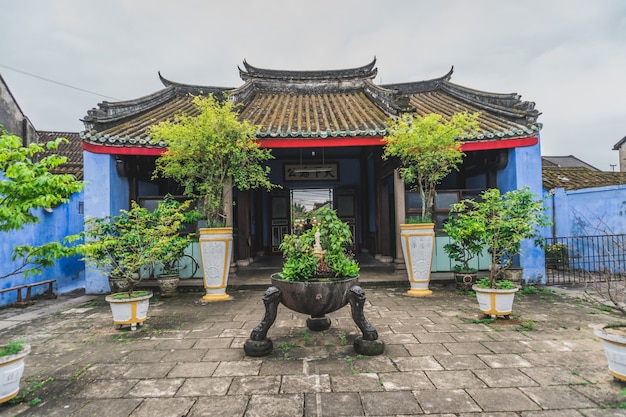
[1,0,625,171]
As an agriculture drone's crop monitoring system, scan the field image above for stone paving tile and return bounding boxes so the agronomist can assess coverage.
[245,394,304,417]
[304,392,364,416]
[521,385,598,409]
[466,387,541,412]
[330,372,383,392]
[473,368,539,388]
[213,359,262,376]
[74,379,139,398]
[161,348,208,362]
[519,366,588,386]
[416,388,482,414]
[127,378,185,398]
[415,331,456,343]
[155,338,197,350]
[202,347,246,361]
[425,369,488,389]
[405,342,450,356]
[435,354,489,370]
[379,370,435,391]
[176,376,232,396]
[168,361,219,378]
[187,396,249,417]
[123,362,175,378]
[360,390,423,415]
[280,374,332,393]
[228,375,282,395]
[392,356,444,371]
[478,353,533,368]
[443,341,493,355]
[128,397,196,417]
[191,336,235,349]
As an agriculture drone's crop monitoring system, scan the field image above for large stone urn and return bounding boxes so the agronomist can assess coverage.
[244,275,384,357]
[199,227,233,301]
[400,223,435,296]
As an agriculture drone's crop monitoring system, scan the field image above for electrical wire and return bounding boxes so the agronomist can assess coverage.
[0,63,120,101]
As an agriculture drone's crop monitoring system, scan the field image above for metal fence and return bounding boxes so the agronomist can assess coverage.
[545,235,626,285]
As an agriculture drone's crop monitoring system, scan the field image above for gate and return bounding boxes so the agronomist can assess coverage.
[545,235,626,285]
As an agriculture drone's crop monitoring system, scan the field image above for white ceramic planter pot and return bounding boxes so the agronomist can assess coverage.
[472,285,519,317]
[105,292,153,330]
[199,227,233,301]
[594,326,626,381]
[400,223,435,296]
[0,344,30,404]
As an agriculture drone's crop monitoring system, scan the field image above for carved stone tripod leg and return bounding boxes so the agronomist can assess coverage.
[348,285,385,356]
[244,286,281,357]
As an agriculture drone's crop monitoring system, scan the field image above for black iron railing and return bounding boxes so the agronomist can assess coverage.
[545,235,626,285]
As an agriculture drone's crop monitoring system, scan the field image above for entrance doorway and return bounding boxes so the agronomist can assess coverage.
[290,188,333,233]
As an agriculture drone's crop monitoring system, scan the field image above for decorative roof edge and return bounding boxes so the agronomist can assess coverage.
[239,58,378,82]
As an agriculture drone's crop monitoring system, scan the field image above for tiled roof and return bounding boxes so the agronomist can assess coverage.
[542,156,600,171]
[81,59,542,148]
[543,166,626,191]
[37,131,84,180]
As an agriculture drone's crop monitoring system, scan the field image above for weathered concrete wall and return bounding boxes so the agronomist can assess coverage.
[0,74,38,144]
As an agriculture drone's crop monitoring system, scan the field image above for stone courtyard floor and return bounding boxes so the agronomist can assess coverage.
[1,280,626,416]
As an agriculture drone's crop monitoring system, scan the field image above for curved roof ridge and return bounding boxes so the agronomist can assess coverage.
[441,81,540,123]
[158,71,233,95]
[381,66,454,94]
[239,58,377,82]
[82,86,177,128]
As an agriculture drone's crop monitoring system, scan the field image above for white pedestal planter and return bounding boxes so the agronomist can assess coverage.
[105,292,153,330]
[594,326,626,381]
[199,227,233,302]
[472,286,519,317]
[400,223,435,296]
[0,344,30,404]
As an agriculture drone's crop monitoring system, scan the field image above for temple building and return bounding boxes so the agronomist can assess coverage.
[80,59,544,293]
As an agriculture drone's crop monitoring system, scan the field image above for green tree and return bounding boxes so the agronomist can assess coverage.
[150,95,276,226]
[449,187,550,288]
[383,112,480,222]
[0,127,84,279]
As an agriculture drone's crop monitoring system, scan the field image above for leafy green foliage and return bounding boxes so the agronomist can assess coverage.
[450,187,551,288]
[81,196,199,295]
[150,95,276,226]
[0,340,25,357]
[278,206,359,281]
[383,112,480,222]
[443,209,484,272]
[1,128,84,279]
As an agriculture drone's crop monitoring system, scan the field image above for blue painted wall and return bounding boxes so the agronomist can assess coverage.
[544,184,626,237]
[83,151,129,294]
[497,140,547,283]
[0,188,84,306]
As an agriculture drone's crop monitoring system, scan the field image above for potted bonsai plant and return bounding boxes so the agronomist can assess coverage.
[448,187,550,318]
[244,205,384,357]
[0,340,30,404]
[383,111,480,296]
[149,94,276,301]
[82,198,193,329]
[148,197,200,297]
[443,212,484,290]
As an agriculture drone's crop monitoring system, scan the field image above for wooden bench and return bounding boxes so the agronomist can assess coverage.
[0,280,57,307]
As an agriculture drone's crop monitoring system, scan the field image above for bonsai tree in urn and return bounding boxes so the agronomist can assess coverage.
[383,112,480,223]
[149,94,277,301]
[448,187,550,318]
[150,94,276,227]
[382,111,480,296]
[277,205,359,282]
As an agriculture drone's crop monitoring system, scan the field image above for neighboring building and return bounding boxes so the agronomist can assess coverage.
[542,155,600,171]
[542,156,626,237]
[613,135,626,172]
[0,74,84,306]
[81,59,545,292]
